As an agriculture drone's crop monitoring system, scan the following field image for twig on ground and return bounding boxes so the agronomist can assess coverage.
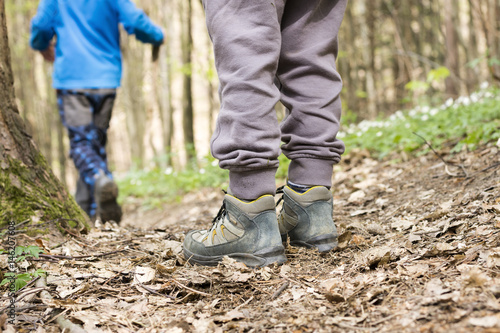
[38,249,126,261]
[0,219,30,231]
[15,287,48,303]
[136,283,176,299]
[234,296,254,310]
[413,132,467,177]
[35,276,87,333]
[465,162,500,179]
[271,281,289,300]
[172,278,211,297]
[16,276,41,294]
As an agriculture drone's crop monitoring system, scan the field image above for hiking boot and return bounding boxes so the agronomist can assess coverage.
[278,186,338,252]
[75,177,91,217]
[94,170,122,223]
[183,194,287,268]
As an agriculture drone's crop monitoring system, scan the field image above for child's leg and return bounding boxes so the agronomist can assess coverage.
[278,0,348,187]
[204,0,286,200]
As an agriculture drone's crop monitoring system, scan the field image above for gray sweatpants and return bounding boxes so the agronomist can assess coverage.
[205,0,347,200]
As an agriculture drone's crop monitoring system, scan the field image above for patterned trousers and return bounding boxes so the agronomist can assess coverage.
[57,89,116,217]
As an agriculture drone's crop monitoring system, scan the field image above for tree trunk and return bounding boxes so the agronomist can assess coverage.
[0,0,87,229]
[444,0,460,97]
[181,0,196,164]
[359,0,377,119]
[158,0,174,167]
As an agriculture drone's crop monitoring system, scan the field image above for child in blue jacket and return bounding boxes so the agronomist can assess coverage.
[30,0,164,223]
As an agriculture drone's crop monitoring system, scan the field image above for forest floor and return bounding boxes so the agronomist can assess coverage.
[4,143,500,333]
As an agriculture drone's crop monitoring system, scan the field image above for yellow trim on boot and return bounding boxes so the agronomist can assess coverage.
[227,194,274,204]
[286,185,325,196]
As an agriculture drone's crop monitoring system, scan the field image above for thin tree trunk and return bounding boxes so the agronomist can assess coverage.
[181,0,196,163]
[0,0,87,228]
[157,0,174,167]
[444,0,460,97]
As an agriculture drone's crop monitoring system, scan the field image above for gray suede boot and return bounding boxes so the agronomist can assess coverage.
[278,186,338,252]
[94,170,122,223]
[75,177,92,218]
[183,194,287,267]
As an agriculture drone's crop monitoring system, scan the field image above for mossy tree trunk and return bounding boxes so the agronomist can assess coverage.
[0,0,88,230]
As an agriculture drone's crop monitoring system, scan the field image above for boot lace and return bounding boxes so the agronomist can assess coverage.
[210,190,228,231]
[275,185,285,207]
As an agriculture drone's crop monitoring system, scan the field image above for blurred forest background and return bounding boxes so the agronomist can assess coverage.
[5,0,500,192]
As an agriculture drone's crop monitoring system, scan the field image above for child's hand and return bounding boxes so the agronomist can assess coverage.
[40,44,55,63]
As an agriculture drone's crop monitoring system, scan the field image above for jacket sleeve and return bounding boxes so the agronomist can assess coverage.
[30,0,57,51]
[117,0,164,45]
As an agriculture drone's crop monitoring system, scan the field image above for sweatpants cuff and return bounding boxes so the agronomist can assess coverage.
[288,158,334,188]
[229,169,277,200]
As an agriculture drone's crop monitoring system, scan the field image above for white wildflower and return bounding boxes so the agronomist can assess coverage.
[405,123,411,129]
[376,131,383,137]
[164,167,173,175]
[480,81,489,90]
[445,98,454,107]
[470,93,479,103]
[211,160,218,167]
[199,168,206,174]
[430,108,439,116]
[421,114,429,121]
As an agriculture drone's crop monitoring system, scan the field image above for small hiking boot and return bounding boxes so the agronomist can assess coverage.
[94,170,122,223]
[278,186,338,252]
[75,177,91,217]
[183,194,287,268]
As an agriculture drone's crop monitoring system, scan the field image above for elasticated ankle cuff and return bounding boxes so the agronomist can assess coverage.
[229,168,277,200]
[288,158,334,187]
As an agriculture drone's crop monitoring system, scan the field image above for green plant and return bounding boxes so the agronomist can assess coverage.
[1,269,46,291]
[341,86,500,158]
[405,66,450,106]
[0,246,46,291]
[117,155,229,208]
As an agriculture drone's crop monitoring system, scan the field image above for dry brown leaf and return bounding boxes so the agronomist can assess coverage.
[350,208,378,217]
[469,316,500,328]
[157,260,177,275]
[486,251,500,268]
[337,230,352,249]
[134,266,156,284]
[391,218,414,231]
[325,292,345,303]
[351,234,367,245]
[424,278,449,297]
[348,190,366,203]
[280,264,292,276]
[214,309,245,322]
[363,247,391,268]
[129,299,149,314]
[404,263,429,276]
[226,271,254,283]
[0,313,7,330]
[366,223,386,235]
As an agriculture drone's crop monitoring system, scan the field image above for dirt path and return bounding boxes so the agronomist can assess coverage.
[4,144,500,332]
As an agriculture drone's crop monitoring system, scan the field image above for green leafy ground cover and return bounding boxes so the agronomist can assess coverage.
[117,85,500,207]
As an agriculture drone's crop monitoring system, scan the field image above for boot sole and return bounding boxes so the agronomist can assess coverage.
[96,180,122,223]
[183,245,287,268]
[289,233,338,253]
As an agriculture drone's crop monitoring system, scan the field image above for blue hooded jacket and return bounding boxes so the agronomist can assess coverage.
[30,0,164,89]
